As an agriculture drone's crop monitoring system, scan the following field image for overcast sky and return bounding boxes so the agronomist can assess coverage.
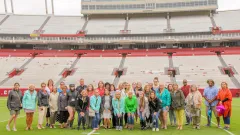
[0,0,239,15]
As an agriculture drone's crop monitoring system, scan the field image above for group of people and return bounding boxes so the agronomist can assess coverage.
[6,77,232,132]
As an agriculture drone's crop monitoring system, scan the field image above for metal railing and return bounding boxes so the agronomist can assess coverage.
[0,33,240,44]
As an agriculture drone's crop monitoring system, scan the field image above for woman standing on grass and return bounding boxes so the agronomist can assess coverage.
[76,90,89,130]
[101,89,113,129]
[45,79,54,127]
[6,82,23,131]
[171,84,185,130]
[49,87,59,128]
[37,83,49,129]
[144,85,152,128]
[125,91,137,130]
[217,82,232,130]
[110,84,116,128]
[112,90,125,131]
[22,84,37,131]
[156,83,171,129]
[149,91,161,132]
[137,91,150,130]
[86,84,95,128]
[186,84,202,130]
[66,84,78,129]
[168,84,176,126]
[90,89,102,130]
[58,85,69,129]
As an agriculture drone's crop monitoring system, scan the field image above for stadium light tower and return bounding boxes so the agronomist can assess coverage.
[4,0,7,13]
[51,0,55,15]
[45,0,48,14]
[10,0,14,14]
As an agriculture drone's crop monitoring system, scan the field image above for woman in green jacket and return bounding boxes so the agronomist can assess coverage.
[125,91,137,130]
[156,83,171,129]
[22,84,37,130]
[112,90,125,131]
[171,84,185,130]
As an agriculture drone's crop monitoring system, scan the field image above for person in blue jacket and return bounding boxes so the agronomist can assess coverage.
[112,90,125,131]
[22,84,37,131]
[156,83,171,129]
[90,89,102,130]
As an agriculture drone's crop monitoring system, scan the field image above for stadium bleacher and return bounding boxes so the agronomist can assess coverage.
[0,15,47,34]
[86,18,125,34]
[171,14,212,33]
[43,16,85,34]
[214,10,240,30]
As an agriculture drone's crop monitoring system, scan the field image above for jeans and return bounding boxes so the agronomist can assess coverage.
[169,109,176,125]
[115,114,123,127]
[139,112,145,121]
[127,113,134,125]
[92,113,100,129]
[223,112,230,124]
[152,111,160,128]
[77,111,86,127]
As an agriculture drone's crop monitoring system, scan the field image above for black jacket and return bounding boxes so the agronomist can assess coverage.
[67,90,78,107]
[75,95,89,112]
[37,90,49,107]
[101,95,113,113]
[149,98,161,113]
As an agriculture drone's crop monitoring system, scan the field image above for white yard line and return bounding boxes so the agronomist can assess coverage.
[0,115,25,123]
[201,115,235,135]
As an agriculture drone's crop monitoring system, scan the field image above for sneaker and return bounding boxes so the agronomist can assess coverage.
[12,127,17,131]
[83,127,86,130]
[6,125,11,131]
[185,123,189,125]
[156,128,159,131]
[119,126,123,131]
[205,124,211,127]
[223,127,230,130]
[116,126,119,130]
[196,126,200,130]
[152,128,156,131]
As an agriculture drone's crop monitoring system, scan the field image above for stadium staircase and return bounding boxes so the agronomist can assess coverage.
[0,57,35,86]
[81,17,89,31]
[38,16,51,32]
[0,15,10,25]
[113,53,127,86]
[209,12,217,27]
[216,52,240,88]
[55,55,81,87]
[168,53,177,84]
[124,17,129,31]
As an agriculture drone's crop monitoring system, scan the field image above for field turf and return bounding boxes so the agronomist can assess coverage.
[0,97,239,135]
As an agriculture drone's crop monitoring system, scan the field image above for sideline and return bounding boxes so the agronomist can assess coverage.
[201,115,235,135]
[0,116,25,123]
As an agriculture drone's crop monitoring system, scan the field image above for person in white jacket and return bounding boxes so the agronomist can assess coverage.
[49,87,59,128]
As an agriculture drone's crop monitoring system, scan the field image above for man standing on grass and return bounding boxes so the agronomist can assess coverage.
[181,79,191,125]
[76,79,87,93]
[203,79,220,127]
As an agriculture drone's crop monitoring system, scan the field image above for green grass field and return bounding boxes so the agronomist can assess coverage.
[0,97,239,135]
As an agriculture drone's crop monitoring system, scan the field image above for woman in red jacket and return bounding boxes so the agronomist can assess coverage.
[96,81,105,97]
[217,82,232,130]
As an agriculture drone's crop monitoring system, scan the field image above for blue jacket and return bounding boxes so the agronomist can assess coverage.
[90,95,101,113]
[156,88,171,108]
[22,90,37,110]
[112,98,125,115]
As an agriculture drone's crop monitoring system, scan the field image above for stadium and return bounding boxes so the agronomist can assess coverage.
[0,0,240,135]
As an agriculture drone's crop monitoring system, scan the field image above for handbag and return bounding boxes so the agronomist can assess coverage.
[89,98,98,117]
